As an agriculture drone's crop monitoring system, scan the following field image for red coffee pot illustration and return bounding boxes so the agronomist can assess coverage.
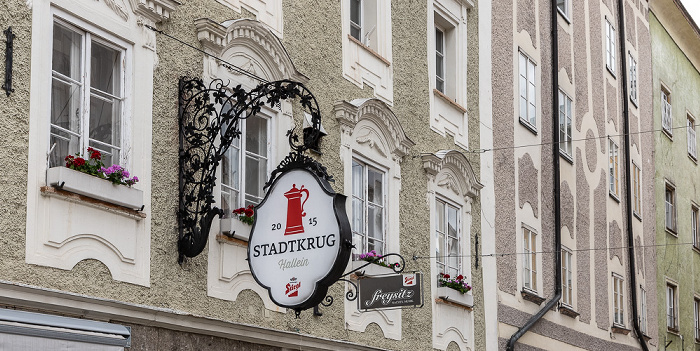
[284,184,309,235]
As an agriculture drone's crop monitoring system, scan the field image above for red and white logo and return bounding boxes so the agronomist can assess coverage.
[403,274,416,287]
[286,277,301,297]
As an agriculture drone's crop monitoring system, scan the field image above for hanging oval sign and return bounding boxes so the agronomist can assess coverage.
[247,168,351,311]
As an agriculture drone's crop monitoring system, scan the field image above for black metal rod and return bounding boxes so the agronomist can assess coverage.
[2,27,14,97]
[616,0,648,349]
[507,0,562,348]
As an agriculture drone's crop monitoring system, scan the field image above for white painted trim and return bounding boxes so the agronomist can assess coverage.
[437,287,474,308]
[47,167,143,210]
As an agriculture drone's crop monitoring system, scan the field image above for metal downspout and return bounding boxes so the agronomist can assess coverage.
[506,0,562,349]
[616,0,649,349]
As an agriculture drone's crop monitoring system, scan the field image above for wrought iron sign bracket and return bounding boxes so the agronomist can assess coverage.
[177,77,327,264]
[3,27,15,97]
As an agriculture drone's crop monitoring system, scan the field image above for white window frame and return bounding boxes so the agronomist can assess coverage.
[666,182,677,233]
[667,282,679,331]
[49,17,130,168]
[351,157,387,257]
[633,162,641,218]
[558,90,573,159]
[435,25,446,94]
[629,53,638,106]
[613,274,624,327]
[662,87,673,136]
[640,286,648,335]
[522,227,538,293]
[693,205,700,250]
[689,113,697,160]
[435,198,461,277]
[519,51,537,130]
[605,17,616,75]
[609,139,619,199]
[561,247,573,307]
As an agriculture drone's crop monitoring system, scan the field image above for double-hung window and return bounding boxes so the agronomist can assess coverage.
[667,282,678,331]
[220,110,270,216]
[352,159,385,256]
[435,26,446,93]
[693,206,700,250]
[349,0,377,51]
[523,227,537,292]
[605,18,616,75]
[609,140,619,198]
[50,20,126,167]
[556,0,570,19]
[666,183,677,233]
[662,88,673,135]
[558,90,573,158]
[561,248,573,306]
[688,114,697,159]
[613,275,624,326]
[695,297,700,341]
[436,199,460,277]
[640,286,648,334]
[519,52,537,128]
[633,163,641,217]
[629,53,638,105]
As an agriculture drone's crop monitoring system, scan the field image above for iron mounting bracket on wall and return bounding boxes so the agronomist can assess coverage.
[2,27,14,97]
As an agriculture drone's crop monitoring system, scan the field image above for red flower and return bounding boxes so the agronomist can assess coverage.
[87,147,101,160]
[73,157,86,167]
[456,275,464,280]
[244,208,254,217]
[443,274,450,279]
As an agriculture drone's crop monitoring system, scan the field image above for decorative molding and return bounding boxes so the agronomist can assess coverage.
[194,18,307,83]
[128,0,181,25]
[355,127,388,158]
[103,0,130,21]
[422,150,483,199]
[333,99,414,159]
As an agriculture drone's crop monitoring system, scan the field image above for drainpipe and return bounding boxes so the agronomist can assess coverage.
[616,0,648,349]
[506,0,562,349]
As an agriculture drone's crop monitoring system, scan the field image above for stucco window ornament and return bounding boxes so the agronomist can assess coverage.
[46,148,143,210]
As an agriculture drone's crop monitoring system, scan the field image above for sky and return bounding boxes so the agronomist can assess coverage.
[680,0,700,26]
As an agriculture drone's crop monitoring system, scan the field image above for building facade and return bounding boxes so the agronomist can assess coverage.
[650,0,700,348]
[0,0,486,350]
[487,0,658,349]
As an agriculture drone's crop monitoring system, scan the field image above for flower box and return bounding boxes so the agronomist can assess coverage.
[46,167,143,210]
[437,286,473,308]
[350,259,396,276]
[220,217,252,241]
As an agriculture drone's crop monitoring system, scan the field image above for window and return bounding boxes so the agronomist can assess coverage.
[633,163,641,216]
[693,206,700,249]
[662,87,672,135]
[689,114,697,159]
[435,26,445,93]
[352,159,386,256]
[666,183,677,233]
[559,90,573,158]
[605,18,616,75]
[519,52,537,129]
[220,110,270,216]
[667,282,678,331]
[436,199,460,277]
[640,286,648,334]
[523,227,537,292]
[557,0,570,19]
[609,139,619,198]
[613,275,624,326]
[695,298,700,340]
[50,20,126,168]
[629,53,637,105]
[561,249,573,306]
[349,0,377,51]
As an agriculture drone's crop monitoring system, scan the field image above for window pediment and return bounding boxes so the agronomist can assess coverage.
[422,150,483,199]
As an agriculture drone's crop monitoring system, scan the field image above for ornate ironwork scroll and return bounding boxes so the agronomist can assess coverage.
[177,77,328,263]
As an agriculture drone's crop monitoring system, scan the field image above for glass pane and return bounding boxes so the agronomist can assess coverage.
[435,28,444,54]
[528,82,536,106]
[89,94,120,149]
[436,54,444,79]
[88,141,117,167]
[222,142,240,189]
[352,197,364,233]
[448,236,458,269]
[91,41,121,96]
[52,23,82,81]
[350,0,361,28]
[350,26,361,40]
[51,78,81,133]
[447,205,458,238]
[519,76,527,100]
[527,61,535,83]
[245,115,268,157]
[367,203,383,240]
[436,201,445,233]
[519,54,526,79]
[367,168,383,204]
[353,233,365,254]
[437,232,446,265]
[529,103,536,125]
[245,154,266,203]
[49,128,79,167]
[557,0,566,12]
[519,97,527,120]
[368,238,382,256]
[352,160,363,198]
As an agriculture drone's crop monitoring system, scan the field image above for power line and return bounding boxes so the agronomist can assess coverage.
[412,241,695,260]
[143,24,269,84]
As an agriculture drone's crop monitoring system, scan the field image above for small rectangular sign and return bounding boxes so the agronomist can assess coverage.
[357,272,423,311]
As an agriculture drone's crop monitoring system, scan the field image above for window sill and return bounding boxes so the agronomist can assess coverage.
[433,89,467,114]
[667,327,680,335]
[663,128,673,140]
[666,227,678,237]
[347,35,390,66]
[560,150,574,165]
[521,289,546,305]
[693,245,700,255]
[557,9,572,24]
[606,65,617,79]
[220,217,252,241]
[558,304,579,318]
[630,96,638,109]
[40,186,146,220]
[46,167,144,211]
[519,118,538,135]
[215,233,248,247]
[689,153,697,164]
[609,192,621,203]
[611,325,631,335]
[436,286,473,310]
[633,211,642,222]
